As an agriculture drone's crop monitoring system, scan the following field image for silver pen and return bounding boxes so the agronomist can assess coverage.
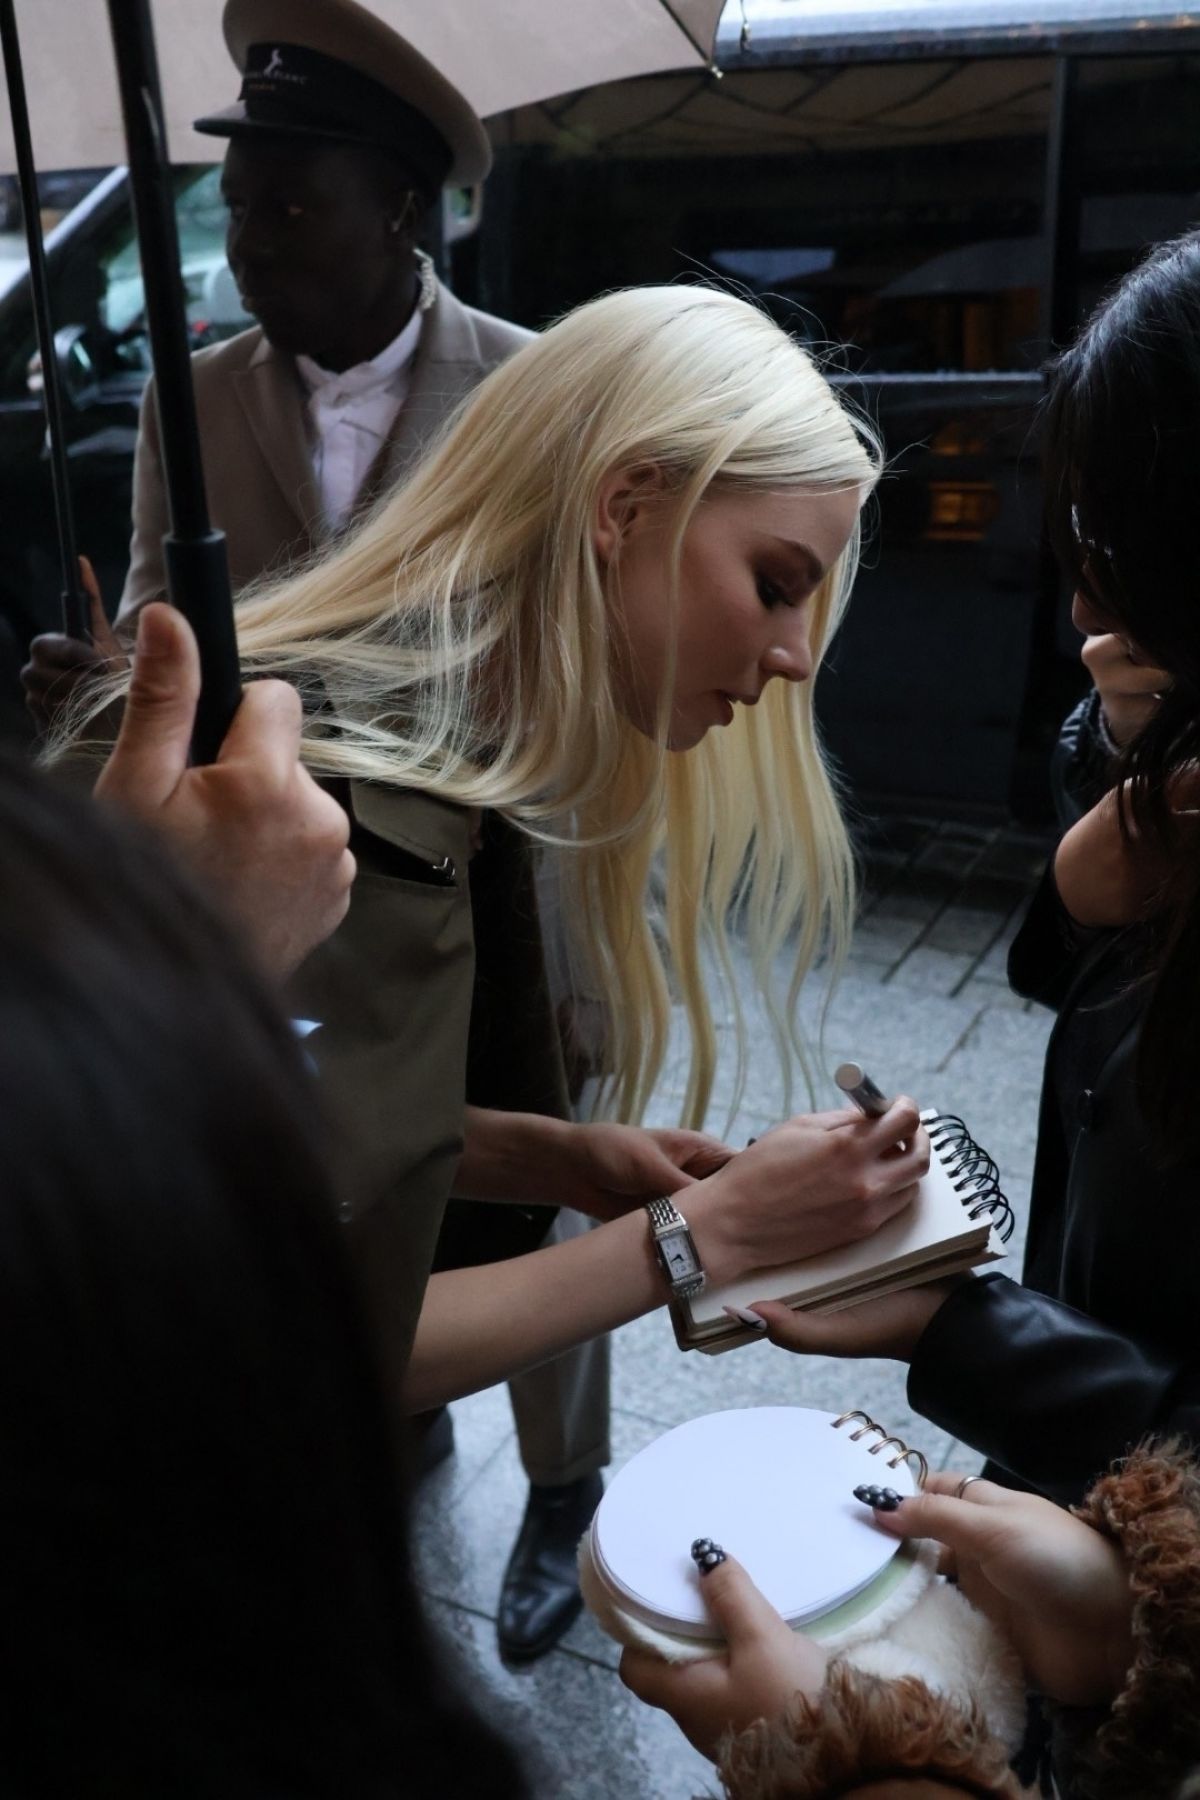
[745,1063,892,1146]
[834,1061,891,1118]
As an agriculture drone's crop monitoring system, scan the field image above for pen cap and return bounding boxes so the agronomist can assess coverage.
[834,1062,890,1117]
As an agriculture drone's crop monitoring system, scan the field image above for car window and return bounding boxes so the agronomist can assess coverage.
[90,165,251,356]
[0,164,250,401]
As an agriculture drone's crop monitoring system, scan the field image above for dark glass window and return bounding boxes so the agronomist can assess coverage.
[1072,55,1200,324]
[471,56,1052,375]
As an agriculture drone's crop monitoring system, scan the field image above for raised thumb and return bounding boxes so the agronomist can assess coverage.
[96,603,199,813]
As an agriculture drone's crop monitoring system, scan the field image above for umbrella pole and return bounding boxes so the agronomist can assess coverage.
[104,0,240,764]
[0,0,87,638]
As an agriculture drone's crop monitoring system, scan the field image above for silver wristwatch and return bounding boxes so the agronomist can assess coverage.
[646,1196,706,1300]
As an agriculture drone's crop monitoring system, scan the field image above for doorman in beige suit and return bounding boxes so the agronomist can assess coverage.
[115,0,611,1665]
[119,281,529,613]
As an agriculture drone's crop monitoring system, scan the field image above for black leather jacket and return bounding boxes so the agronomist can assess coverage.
[907,856,1200,1508]
[1050,688,1117,830]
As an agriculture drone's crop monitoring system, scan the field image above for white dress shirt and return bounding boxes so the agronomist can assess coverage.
[296,306,423,531]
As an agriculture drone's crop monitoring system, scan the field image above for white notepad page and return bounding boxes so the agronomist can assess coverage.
[687,1123,990,1327]
[590,1407,918,1637]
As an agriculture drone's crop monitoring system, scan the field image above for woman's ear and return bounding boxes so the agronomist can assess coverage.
[592,465,666,564]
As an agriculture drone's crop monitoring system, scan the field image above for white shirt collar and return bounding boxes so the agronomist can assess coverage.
[296,305,423,404]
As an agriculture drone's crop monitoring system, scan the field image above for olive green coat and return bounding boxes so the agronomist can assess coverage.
[120,286,563,1408]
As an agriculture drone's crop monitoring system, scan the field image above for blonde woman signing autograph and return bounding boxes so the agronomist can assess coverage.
[69,284,926,1409]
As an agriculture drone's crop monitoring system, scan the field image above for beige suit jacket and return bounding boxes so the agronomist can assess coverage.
[118,282,532,614]
[117,285,546,1406]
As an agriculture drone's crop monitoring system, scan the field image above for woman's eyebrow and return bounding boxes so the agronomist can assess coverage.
[768,538,825,586]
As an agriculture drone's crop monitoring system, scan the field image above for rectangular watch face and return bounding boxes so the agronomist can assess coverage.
[664,1236,698,1278]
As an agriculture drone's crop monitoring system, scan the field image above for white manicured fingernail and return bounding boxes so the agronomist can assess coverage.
[723,1305,768,1331]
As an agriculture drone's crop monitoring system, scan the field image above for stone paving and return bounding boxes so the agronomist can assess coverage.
[409,814,1057,1799]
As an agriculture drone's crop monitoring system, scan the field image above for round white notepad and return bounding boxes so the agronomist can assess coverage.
[589,1406,919,1638]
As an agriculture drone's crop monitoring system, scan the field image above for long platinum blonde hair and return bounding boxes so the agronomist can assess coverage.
[145,287,880,1124]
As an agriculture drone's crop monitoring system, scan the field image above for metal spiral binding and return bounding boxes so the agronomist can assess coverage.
[924,1111,1014,1242]
[831,1410,929,1488]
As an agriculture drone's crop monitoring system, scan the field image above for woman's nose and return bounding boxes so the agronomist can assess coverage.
[760,619,813,685]
[1071,590,1110,637]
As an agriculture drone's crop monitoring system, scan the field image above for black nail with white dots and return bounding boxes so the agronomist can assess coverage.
[853,1484,902,1512]
[690,1537,727,1575]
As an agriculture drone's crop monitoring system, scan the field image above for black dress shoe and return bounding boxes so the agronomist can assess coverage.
[497,1471,604,1663]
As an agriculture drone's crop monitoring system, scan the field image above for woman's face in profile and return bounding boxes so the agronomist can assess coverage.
[1070,589,1156,669]
[605,482,863,751]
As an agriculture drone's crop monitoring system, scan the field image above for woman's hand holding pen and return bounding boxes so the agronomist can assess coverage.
[685,1100,928,1287]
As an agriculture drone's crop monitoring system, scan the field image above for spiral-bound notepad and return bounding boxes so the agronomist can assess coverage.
[675,1109,1012,1354]
[579,1405,1030,1754]
[582,1406,929,1644]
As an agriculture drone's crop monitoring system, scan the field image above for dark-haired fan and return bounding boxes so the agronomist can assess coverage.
[0,755,525,1800]
[723,230,1200,1518]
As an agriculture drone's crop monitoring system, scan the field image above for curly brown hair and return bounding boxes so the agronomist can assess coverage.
[1072,1442,1200,1799]
[715,1659,1022,1799]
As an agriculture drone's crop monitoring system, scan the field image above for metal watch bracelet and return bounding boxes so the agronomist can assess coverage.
[645,1196,706,1300]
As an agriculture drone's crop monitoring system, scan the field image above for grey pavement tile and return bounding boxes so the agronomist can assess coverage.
[854,816,932,871]
[971,833,1054,887]
[846,911,928,964]
[935,1004,1052,1179]
[973,906,1028,982]
[410,1404,666,1628]
[407,1382,519,1526]
[867,872,957,924]
[425,1596,717,1800]
[613,1305,815,1432]
[657,988,972,1122]
[800,969,981,1081]
[923,901,1014,958]
[884,944,977,998]
[998,1170,1032,1267]
[936,1438,986,1477]
[910,836,989,881]
[955,973,1031,1013]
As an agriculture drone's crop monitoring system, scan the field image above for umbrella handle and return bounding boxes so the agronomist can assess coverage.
[105,0,241,764]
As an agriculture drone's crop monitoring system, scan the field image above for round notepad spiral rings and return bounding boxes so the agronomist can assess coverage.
[583,1405,928,1645]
